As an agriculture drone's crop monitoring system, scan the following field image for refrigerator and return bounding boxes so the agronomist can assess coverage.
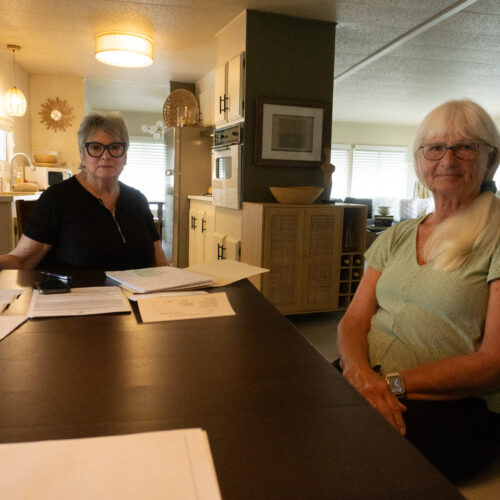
[162,127,212,268]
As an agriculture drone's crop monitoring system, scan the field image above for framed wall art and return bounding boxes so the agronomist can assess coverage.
[255,97,328,167]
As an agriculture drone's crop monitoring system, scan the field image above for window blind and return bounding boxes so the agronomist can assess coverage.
[119,137,167,202]
[351,146,408,198]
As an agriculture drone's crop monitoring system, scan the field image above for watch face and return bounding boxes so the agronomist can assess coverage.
[387,375,405,396]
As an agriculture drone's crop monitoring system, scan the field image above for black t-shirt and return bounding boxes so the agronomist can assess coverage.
[24,176,159,271]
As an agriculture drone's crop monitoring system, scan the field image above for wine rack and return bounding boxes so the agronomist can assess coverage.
[337,204,367,309]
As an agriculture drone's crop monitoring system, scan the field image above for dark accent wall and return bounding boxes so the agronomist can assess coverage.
[243,10,336,202]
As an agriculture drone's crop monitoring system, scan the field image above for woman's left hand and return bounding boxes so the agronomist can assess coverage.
[343,364,407,434]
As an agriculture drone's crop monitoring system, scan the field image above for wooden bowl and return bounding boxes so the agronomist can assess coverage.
[34,154,58,164]
[269,186,324,204]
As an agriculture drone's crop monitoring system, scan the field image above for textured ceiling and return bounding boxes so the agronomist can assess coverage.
[1,0,499,125]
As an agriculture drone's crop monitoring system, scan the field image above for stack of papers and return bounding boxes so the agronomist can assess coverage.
[106,267,213,293]
[0,428,222,500]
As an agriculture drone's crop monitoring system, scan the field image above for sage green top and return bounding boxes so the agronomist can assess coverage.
[365,216,500,412]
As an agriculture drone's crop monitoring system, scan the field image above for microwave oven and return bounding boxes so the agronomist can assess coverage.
[211,124,242,209]
[25,166,73,189]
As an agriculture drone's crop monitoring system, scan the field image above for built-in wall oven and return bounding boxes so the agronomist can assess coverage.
[211,123,242,209]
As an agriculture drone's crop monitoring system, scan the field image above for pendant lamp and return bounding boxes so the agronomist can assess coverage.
[95,32,154,68]
[5,45,27,117]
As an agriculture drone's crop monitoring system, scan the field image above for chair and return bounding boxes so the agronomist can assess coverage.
[148,201,164,240]
[15,200,37,239]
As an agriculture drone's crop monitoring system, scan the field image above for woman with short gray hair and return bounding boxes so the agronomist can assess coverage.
[0,111,168,270]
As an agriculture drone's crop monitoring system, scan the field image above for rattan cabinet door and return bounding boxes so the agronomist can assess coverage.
[261,207,305,312]
[301,207,342,311]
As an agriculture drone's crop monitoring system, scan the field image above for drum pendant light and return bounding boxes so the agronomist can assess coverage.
[5,45,27,117]
[95,32,154,68]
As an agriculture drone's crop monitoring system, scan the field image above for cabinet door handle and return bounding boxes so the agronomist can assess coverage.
[219,94,228,113]
[217,243,226,260]
[191,216,197,230]
[201,218,206,233]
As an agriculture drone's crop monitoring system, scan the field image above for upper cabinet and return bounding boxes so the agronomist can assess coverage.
[214,53,245,128]
[214,10,246,129]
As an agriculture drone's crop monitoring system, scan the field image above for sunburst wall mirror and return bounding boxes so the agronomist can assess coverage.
[39,97,74,132]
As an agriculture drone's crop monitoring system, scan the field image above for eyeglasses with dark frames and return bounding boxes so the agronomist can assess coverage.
[84,142,126,158]
[419,140,493,161]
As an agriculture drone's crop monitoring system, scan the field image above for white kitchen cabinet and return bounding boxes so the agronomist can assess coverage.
[188,197,241,265]
[214,52,245,128]
[198,88,214,127]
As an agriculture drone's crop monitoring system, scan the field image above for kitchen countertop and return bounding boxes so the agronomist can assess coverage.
[0,192,42,201]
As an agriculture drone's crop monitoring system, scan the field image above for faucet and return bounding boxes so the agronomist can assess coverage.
[9,152,36,189]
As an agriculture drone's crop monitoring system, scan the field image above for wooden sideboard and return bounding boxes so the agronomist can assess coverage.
[241,202,367,314]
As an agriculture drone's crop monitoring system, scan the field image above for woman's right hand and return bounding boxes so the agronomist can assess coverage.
[343,364,407,435]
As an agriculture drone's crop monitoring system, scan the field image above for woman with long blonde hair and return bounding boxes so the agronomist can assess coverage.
[336,99,500,482]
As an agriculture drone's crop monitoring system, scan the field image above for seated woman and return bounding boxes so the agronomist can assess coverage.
[336,99,500,482]
[0,111,168,271]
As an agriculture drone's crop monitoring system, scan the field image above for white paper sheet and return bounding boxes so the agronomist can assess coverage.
[186,260,269,287]
[106,266,213,293]
[137,292,235,322]
[128,290,208,301]
[0,429,222,500]
[0,315,27,341]
[27,286,131,318]
[0,289,24,313]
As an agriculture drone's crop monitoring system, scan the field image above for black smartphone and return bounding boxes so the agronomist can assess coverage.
[36,278,71,294]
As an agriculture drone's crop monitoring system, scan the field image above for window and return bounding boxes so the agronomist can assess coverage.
[119,137,167,202]
[330,145,350,200]
[329,144,411,200]
[351,146,409,198]
[0,129,7,161]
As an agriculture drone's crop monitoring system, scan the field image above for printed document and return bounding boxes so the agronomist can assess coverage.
[0,315,27,342]
[106,266,213,293]
[28,286,131,318]
[137,292,235,322]
[186,260,269,287]
[0,289,24,313]
[0,428,222,500]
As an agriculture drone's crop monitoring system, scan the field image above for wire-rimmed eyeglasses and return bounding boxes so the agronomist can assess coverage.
[84,142,126,158]
[419,140,493,161]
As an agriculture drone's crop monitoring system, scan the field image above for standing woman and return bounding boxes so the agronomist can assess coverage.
[0,111,168,271]
[336,99,500,482]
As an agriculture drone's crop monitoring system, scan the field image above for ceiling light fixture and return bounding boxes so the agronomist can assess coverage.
[95,32,154,68]
[5,45,27,117]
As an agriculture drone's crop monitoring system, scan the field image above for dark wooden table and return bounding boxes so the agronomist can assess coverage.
[0,270,463,499]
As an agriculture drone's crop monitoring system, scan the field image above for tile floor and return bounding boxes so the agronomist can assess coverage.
[287,310,344,363]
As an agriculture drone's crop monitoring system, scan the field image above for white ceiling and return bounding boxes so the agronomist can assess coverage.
[1,0,499,125]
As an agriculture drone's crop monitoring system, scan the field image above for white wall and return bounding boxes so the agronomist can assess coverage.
[332,121,417,147]
[120,111,164,137]
[0,51,31,156]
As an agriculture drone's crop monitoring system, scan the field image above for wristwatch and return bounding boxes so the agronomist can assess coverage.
[385,372,406,398]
